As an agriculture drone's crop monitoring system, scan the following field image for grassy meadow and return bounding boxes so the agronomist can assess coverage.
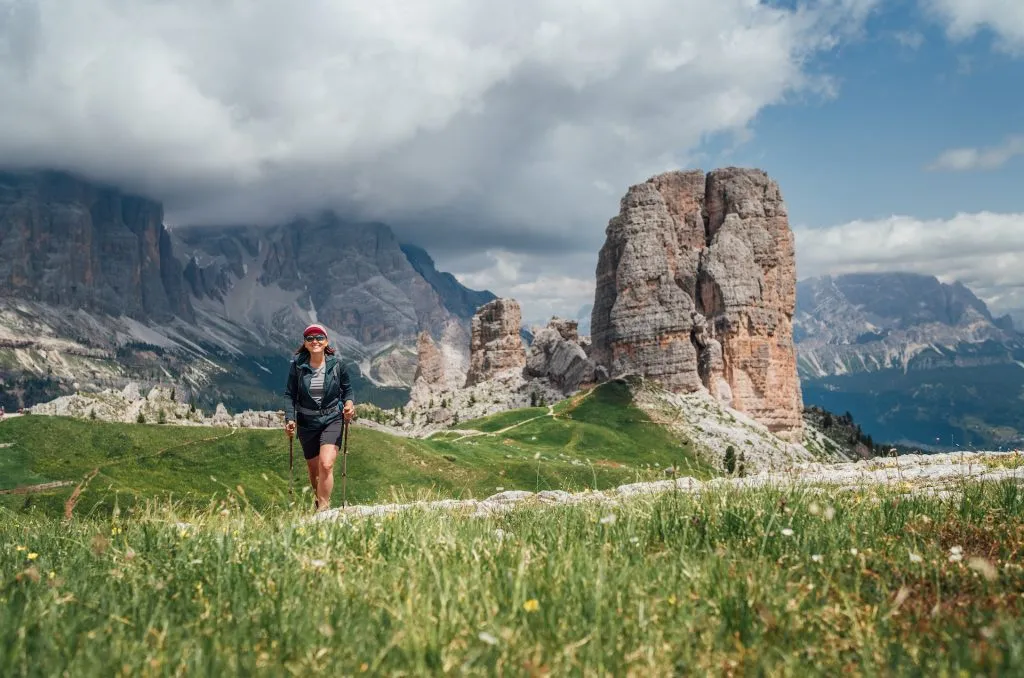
[0,381,714,518]
[2,482,1023,675]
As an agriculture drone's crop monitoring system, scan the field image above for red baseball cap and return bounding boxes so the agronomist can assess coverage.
[303,323,328,338]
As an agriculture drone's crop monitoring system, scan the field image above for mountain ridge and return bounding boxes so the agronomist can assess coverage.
[0,169,495,411]
[794,271,1024,449]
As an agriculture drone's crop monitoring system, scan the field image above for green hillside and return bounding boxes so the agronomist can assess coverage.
[0,382,715,518]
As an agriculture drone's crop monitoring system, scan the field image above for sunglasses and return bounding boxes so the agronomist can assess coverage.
[304,335,327,343]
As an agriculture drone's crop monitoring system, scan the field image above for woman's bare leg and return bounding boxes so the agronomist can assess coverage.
[306,458,319,506]
[316,444,338,510]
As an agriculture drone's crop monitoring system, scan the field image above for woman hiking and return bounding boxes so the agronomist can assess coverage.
[284,323,355,512]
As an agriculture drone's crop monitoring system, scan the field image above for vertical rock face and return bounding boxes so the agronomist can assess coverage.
[0,170,193,322]
[465,298,527,386]
[547,317,580,343]
[525,318,606,394]
[174,213,465,348]
[591,168,802,439]
[413,330,445,387]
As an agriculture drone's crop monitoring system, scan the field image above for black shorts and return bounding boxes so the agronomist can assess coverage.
[297,417,344,460]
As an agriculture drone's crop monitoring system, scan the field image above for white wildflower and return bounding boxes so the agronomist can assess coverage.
[948,546,963,563]
[908,551,923,563]
[823,506,835,521]
[808,502,821,516]
[811,554,823,563]
[600,514,617,525]
[781,528,794,537]
[310,559,327,569]
[478,632,499,646]
[850,548,858,556]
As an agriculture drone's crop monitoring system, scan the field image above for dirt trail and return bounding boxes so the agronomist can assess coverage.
[0,480,76,495]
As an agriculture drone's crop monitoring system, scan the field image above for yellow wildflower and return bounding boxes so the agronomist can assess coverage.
[27,553,38,560]
[522,599,539,612]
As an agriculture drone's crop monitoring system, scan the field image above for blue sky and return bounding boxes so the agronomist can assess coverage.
[724,2,1024,228]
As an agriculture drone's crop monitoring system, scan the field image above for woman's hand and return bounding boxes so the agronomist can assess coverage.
[342,401,355,423]
[285,420,296,438]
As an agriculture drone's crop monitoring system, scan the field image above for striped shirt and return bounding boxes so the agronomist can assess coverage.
[309,362,327,406]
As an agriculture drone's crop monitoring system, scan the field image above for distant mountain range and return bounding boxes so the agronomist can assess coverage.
[0,169,494,412]
[5,169,1024,451]
[795,272,1024,450]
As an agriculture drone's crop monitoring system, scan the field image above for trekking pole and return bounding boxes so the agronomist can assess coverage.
[342,420,350,508]
[288,432,294,505]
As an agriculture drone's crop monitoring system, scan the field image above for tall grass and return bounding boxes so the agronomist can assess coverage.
[2,481,1022,675]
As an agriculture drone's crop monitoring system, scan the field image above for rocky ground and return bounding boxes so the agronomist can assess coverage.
[309,450,1024,522]
[27,383,281,428]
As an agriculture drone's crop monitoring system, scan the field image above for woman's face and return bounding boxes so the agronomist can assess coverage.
[304,333,328,356]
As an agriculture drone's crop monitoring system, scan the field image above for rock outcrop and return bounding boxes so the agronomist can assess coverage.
[591,168,802,440]
[525,318,606,394]
[465,299,527,386]
[28,384,283,428]
[412,330,446,388]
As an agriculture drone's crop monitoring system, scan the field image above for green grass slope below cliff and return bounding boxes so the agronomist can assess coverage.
[0,382,715,518]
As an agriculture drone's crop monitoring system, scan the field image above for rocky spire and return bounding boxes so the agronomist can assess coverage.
[590,167,803,440]
[464,298,527,386]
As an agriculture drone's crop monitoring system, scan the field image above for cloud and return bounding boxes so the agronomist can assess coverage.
[795,211,1024,314]
[926,135,1024,171]
[447,249,597,325]
[924,0,1024,53]
[893,30,925,49]
[0,1,878,260]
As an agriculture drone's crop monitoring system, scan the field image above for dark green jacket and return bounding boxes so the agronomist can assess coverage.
[283,353,353,427]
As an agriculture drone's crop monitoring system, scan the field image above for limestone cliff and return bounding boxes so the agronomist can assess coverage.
[591,168,802,439]
[524,318,606,395]
[0,170,193,322]
[412,331,446,388]
[465,298,527,386]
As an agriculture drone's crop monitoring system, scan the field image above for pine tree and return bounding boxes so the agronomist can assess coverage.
[724,446,736,475]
